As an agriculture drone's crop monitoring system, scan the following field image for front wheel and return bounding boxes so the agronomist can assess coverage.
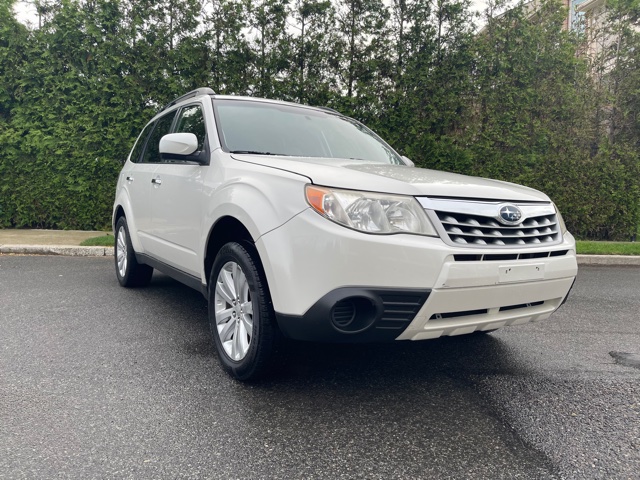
[114,216,153,288]
[209,242,276,381]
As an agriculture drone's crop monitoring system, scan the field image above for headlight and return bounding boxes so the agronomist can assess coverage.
[553,203,567,235]
[305,185,438,236]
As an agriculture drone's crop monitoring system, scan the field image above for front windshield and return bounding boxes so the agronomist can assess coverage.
[213,99,404,165]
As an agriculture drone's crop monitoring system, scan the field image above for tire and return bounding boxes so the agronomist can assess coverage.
[209,242,276,381]
[114,216,153,288]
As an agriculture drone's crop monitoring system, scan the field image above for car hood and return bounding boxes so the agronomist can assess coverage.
[231,155,550,202]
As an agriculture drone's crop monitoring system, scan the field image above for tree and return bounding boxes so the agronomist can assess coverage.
[378,0,475,170]
[333,0,388,109]
[288,0,337,104]
[3,0,130,228]
[0,0,27,123]
[203,0,252,94]
[470,0,638,239]
[0,0,29,225]
[247,0,291,98]
[0,0,636,237]
[585,0,640,238]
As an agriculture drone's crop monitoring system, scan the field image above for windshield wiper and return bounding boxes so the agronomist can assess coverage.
[230,150,289,156]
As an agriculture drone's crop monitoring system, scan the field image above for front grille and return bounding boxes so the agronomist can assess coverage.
[435,210,561,247]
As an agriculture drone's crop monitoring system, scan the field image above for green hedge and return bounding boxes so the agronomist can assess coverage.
[0,154,121,230]
[1,0,638,239]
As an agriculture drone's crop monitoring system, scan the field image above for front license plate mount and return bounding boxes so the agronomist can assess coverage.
[498,263,545,283]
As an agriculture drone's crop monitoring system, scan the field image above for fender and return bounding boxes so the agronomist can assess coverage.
[112,184,145,254]
[199,170,309,282]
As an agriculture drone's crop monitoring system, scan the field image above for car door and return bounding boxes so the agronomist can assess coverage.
[148,103,207,276]
[134,110,177,256]
[124,120,157,251]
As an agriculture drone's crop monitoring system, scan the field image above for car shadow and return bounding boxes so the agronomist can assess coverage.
[142,273,529,388]
[133,273,555,477]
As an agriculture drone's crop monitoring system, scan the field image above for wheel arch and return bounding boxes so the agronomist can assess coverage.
[112,202,144,253]
[204,216,257,292]
[113,205,126,231]
[112,188,144,253]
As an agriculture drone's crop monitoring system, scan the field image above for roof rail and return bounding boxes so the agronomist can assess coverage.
[317,106,341,114]
[160,87,216,112]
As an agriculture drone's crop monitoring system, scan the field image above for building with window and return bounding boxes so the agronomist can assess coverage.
[576,0,611,61]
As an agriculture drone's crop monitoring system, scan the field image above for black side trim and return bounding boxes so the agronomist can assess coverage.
[136,253,208,298]
[275,287,430,343]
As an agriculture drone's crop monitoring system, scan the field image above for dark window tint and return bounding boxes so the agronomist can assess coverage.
[175,105,206,151]
[141,111,176,164]
[129,122,154,164]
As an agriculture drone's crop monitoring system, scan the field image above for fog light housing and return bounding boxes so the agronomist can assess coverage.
[331,297,377,333]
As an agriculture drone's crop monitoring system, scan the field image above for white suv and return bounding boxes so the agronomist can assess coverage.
[113,88,578,380]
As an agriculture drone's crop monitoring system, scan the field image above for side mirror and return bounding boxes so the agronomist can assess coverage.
[401,155,415,167]
[160,133,204,163]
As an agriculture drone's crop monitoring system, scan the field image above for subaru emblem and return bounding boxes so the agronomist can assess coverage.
[498,205,523,225]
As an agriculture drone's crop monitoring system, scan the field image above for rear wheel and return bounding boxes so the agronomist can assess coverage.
[209,242,276,381]
[114,216,153,288]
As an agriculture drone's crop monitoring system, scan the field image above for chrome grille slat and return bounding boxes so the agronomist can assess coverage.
[418,198,562,249]
[438,226,558,239]
[440,219,558,230]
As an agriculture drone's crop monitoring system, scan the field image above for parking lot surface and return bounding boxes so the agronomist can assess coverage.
[1,256,638,479]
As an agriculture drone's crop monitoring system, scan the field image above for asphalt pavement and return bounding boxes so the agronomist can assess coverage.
[0,256,638,479]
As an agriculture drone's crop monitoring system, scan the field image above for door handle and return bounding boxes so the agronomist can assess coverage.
[151,178,162,186]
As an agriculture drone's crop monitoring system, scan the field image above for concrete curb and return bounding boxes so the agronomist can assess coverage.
[1,245,639,265]
[577,254,640,266]
[0,245,114,257]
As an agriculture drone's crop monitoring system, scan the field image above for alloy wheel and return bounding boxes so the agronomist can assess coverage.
[214,261,254,361]
[116,226,128,278]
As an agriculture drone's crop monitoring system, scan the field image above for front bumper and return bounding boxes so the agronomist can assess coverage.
[275,287,431,342]
[256,208,578,342]
[397,276,575,341]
